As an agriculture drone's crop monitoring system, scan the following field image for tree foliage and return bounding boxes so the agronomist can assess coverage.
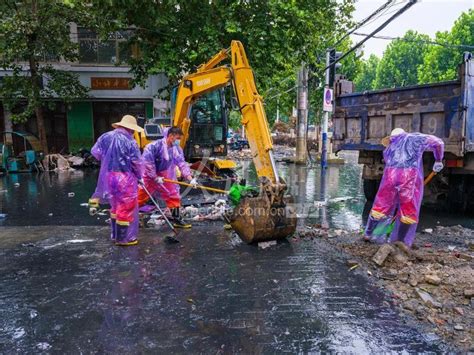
[0,0,89,153]
[354,54,379,91]
[86,0,356,124]
[374,30,431,89]
[418,9,474,83]
[353,9,473,91]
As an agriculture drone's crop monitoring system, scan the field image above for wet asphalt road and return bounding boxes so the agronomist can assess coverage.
[0,225,446,353]
[0,159,470,352]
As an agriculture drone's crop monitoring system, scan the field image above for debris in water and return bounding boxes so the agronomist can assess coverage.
[36,342,51,350]
[423,228,433,234]
[30,310,38,319]
[13,327,25,339]
[48,213,53,217]
[313,200,327,207]
[80,203,89,207]
[329,196,353,203]
[0,213,7,219]
[258,240,277,249]
[67,239,94,243]
[68,192,75,197]
[14,183,20,187]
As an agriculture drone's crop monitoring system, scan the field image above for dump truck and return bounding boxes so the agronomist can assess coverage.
[332,53,474,212]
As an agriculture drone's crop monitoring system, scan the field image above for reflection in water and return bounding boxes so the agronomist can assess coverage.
[1,158,473,229]
[238,159,474,231]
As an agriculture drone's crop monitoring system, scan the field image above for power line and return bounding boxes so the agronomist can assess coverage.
[352,32,474,50]
[313,0,418,79]
[333,0,400,48]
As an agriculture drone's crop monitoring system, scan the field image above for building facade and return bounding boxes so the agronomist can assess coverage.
[0,24,168,153]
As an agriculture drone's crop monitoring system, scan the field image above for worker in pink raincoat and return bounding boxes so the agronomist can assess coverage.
[91,115,144,246]
[137,126,197,228]
[364,128,444,247]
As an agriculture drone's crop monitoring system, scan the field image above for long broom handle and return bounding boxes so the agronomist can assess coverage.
[163,178,228,194]
[423,171,436,186]
[140,182,177,235]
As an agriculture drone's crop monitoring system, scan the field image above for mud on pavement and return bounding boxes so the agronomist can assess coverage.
[297,224,474,351]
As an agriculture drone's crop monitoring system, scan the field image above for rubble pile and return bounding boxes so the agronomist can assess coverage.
[305,224,473,351]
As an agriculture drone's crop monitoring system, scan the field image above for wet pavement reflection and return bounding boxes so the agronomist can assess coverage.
[0,226,445,353]
[0,157,470,352]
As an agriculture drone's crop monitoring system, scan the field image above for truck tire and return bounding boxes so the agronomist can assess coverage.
[363,179,380,201]
[448,175,468,212]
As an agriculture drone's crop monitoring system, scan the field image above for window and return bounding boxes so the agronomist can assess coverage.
[78,28,136,65]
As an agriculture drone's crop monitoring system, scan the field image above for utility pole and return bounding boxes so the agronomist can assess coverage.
[295,63,308,164]
[321,51,331,168]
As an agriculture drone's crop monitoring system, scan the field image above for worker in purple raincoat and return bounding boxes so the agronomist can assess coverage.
[91,115,144,246]
[364,128,444,247]
[137,126,197,228]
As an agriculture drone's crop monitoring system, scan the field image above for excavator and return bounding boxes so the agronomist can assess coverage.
[136,41,296,243]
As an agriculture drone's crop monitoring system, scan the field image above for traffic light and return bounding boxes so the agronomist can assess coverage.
[326,49,342,88]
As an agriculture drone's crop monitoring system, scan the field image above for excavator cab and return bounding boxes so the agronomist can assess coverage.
[185,89,228,160]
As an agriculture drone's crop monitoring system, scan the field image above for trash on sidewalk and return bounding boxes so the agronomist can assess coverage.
[258,240,277,249]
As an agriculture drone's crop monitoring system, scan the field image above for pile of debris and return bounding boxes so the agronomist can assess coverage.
[145,199,229,228]
[309,224,473,351]
[42,150,99,171]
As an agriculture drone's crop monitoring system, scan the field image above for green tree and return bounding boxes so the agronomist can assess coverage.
[354,54,379,91]
[374,30,431,89]
[0,0,89,153]
[418,9,474,83]
[86,0,356,124]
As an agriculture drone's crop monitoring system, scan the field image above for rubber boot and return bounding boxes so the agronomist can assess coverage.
[115,223,138,246]
[171,208,191,229]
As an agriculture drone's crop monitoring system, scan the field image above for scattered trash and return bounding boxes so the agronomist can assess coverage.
[423,228,433,234]
[348,264,359,271]
[186,298,195,304]
[13,327,25,339]
[80,203,89,207]
[0,213,7,219]
[14,183,20,187]
[313,200,327,207]
[329,196,353,203]
[448,245,456,251]
[48,213,53,217]
[258,240,277,249]
[30,310,38,319]
[454,324,464,331]
[36,342,51,351]
[367,270,373,276]
[68,192,75,197]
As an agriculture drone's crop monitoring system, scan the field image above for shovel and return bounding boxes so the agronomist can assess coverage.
[372,171,438,237]
[139,182,180,244]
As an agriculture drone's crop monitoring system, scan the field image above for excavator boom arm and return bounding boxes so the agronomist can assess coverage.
[173,41,279,184]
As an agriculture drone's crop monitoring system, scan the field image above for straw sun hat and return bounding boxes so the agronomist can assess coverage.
[381,128,405,147]
[112,115,144,133]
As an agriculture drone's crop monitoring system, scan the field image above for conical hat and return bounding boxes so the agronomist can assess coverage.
[112,115,144,132]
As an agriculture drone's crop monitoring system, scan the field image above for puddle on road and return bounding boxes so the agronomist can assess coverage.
[1,157,473,230]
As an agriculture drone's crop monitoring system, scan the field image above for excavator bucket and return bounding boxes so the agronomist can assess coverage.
[228,194,297,244]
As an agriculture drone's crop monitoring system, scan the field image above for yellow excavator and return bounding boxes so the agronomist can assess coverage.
[137,41,296,243]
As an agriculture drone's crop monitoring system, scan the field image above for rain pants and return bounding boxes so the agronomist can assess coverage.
[91,128,143,244]
[137,128,192,209]
[365,133,444,247]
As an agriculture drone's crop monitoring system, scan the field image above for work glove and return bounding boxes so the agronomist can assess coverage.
[190,178,198,188]
[433,161,443,173]
[138,178,145,186]
[154,176,164,184]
